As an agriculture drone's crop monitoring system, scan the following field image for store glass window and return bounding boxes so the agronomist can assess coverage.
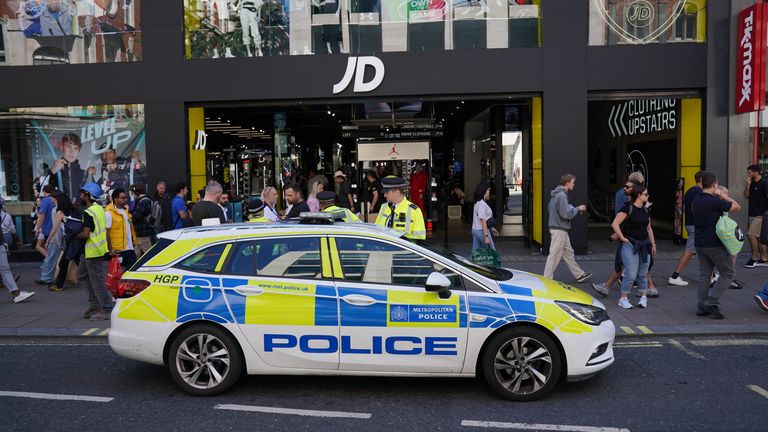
[588,0,706,46]
[183,0,541,59]
[0,0,142,65]
[0,104,146,242]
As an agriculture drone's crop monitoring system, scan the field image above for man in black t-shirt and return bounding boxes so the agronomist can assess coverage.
[191,183,227,226]
[691,172,742,319]
[669,171,704,286]
[284,183,310,219]
[743,164,768,267]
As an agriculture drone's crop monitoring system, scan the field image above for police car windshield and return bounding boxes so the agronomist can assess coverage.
[411,240,513,281]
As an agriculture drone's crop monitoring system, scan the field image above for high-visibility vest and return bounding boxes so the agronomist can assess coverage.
[248,216,271,223]
[375,198,426,240]
[84,203,108,258]
[322,205,361,223]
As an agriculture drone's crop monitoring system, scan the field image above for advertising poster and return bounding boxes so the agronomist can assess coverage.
[2,105,146,203]
[184,0,290,59]
[407,0,444,21]
[0,0,141,65]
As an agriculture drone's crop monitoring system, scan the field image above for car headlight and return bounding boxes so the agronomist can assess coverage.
[555,301,609,326]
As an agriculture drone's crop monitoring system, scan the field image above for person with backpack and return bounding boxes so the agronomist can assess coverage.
[611,183,655,309]
[0,198,35,304]
[692,171,742,319]
[130,183,155,256]
[46,192,76,292]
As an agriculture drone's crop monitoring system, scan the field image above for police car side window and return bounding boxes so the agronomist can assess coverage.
[335,237,462,289]
[176,243,228,273]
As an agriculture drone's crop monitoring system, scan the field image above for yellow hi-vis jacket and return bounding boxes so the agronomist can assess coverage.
[375,198,426,240]
[84,203,108,258]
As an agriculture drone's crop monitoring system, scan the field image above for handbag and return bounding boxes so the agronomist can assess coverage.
[106,256,123,296]
[471,247,501,267]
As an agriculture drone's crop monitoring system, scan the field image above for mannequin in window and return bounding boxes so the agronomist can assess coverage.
[234,0,263,56]
[311,0,342,54]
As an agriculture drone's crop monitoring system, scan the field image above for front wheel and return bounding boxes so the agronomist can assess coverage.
[481,327,562,401]
[167,324,243,396]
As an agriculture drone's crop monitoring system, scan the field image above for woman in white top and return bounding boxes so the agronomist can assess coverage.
[261,186,280,222]
[472,182,499,250]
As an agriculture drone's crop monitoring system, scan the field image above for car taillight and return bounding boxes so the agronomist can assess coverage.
[117,279,151,298]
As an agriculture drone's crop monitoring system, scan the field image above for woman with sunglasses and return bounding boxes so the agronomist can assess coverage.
[612,183,656,309]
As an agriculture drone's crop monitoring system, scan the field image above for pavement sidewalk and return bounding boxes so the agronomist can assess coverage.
[1,239,766,338]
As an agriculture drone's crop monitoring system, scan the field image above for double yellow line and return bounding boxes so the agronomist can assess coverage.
[80,328,110,336]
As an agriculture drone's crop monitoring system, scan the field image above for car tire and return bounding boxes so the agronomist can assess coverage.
[167,324,243,396]
[481,326,561,401]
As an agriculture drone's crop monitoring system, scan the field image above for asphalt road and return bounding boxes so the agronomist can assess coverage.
[1,336,767,432]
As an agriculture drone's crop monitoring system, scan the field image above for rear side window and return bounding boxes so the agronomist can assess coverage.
[226,237,323,279]
[176,243,228,273]
[130,238,173,271]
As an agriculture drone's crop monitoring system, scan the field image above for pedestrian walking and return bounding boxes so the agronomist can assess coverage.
[191,182,227,226]
[46,192,76,292]
[0,198,34,304]
[743,164,768,267]
[261,186,280,222]
[375,176,425,239]
[318,191,360,222]
[668,171,704,286]
[543,174,591,283]
[130,183,154,257]
[106,188,138,272]
[76,182,113,321]
[472,182,499,251]
[612,183,655,309]
[692,171,742,319]
[171,182,190,229]
[34,185,55,283]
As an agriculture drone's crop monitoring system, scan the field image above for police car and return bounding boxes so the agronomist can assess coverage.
[109,216,615,401]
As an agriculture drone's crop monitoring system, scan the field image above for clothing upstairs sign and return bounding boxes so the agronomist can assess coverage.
[736,4,767,114]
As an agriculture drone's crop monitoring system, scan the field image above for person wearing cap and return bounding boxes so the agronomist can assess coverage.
[247,199,271,223]
[318,191,360,223]
[333,171,355,211]
[375,176,426,240]
[0,197,34,304]
[76,182,112,321]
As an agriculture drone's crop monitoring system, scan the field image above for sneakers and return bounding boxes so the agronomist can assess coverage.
[728,281,744,290]
[755,295,768,313]
[618,297,633,309]
[82,307,100,319]
[48,284,64,292]
[591,282,609,297]
[697,305,724,319]
[575,272,592,283]
[90,310,111,321]
[34,279,52,286]
[745,259,758,268]
[13,291,35,304]
[668,276,688,286]
[756,260,768,267]
[637,295,648,308]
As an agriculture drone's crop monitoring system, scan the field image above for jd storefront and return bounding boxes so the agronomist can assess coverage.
[587,95,702,241]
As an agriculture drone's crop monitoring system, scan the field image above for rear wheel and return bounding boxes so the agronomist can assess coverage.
[167,324,243,396]
[481,327,561,401]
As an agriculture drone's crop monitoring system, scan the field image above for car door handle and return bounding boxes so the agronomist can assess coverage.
[233,285,265,296]
[341,294,377,306]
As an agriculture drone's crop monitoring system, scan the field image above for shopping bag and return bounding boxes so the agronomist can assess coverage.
[106,256,123,296]
[716,215,745,256]
[66,260,78,286]
[471,247,501,267]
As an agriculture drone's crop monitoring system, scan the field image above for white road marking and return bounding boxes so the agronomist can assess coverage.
[214,404,372,419]
[613,342,663,348]
[691,339,768,347]
[461,420,630,432]
[667,339,705,360]
[747,385,768,400]
[0,391,113,403]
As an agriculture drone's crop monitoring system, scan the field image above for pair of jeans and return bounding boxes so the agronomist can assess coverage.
[472,229,495,251]
[39,239,62,283]
[695,246,735,308]
[0,245,18,293]
[619,242,649,295]
[77,255,112,311]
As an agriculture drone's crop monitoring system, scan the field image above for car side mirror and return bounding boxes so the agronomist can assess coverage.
[425,272,452,299]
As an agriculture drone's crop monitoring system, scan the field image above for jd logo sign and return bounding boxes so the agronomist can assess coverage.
[592,0,686,44]
[333,56,385,94]
[193,130,207,150]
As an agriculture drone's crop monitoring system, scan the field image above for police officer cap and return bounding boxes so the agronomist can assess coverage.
[317,191,337,202]
[248,199,265,212]
[381,176,406,189]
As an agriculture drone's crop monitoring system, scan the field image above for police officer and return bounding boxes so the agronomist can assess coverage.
[375,176,426,240]
[317,191,360,223]
[247,199,271,223]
